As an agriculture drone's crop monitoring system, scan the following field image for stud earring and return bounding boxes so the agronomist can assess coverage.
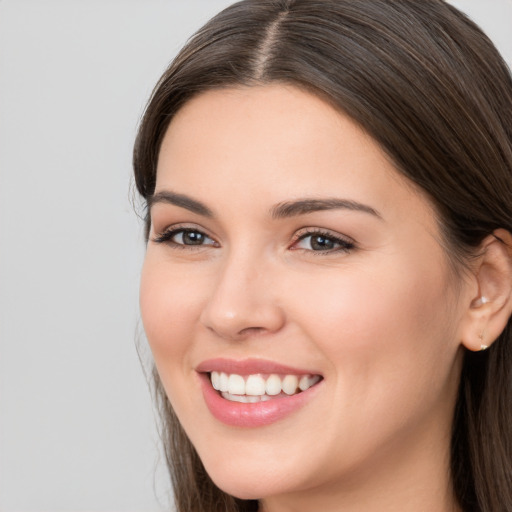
[473,296,489,307]
[479,331,488,351]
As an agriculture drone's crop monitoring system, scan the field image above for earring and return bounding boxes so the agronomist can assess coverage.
[479,331,488,351]
[473,296,489,307]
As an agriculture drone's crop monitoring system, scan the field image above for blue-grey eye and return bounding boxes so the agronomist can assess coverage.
[294,232,354,252]
[173,230,212,245]
[309,235,336,251]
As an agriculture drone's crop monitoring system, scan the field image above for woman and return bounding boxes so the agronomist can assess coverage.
[133,1,512,510]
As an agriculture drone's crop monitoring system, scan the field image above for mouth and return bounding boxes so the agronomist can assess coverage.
[210,371,322,403]
[196,359,324,427]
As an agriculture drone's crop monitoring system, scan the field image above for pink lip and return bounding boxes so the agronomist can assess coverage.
[196,358,323,428]
[196,357,320,376]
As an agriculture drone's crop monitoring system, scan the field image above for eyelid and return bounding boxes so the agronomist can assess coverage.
[290,227,356,253]
[152,223,219,247]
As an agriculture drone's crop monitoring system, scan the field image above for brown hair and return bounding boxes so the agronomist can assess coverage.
[133,1,512,510]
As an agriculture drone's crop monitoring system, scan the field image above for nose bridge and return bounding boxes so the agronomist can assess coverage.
[200,244,284,340]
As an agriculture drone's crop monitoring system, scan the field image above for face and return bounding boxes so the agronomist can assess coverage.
[140,85,468,506]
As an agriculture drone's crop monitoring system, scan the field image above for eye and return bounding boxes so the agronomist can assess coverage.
[153,227,218,248]
[172,230,210,246]
[292,230,355,253]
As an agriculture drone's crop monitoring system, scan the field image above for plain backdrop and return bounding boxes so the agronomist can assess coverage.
[0,1,510,511]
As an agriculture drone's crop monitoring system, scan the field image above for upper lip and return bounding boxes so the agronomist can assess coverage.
[195,358,322,376]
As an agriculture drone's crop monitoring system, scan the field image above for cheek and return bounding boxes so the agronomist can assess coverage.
[277,256,461,466]
[306,252,451,341]
[139,256,212,421]
[139,258,202,363]
[287,253,458,398]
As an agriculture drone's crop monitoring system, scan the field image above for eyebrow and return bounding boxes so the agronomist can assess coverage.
[148,190,382,221]
[148,190,213,217]
[270,198,382,220]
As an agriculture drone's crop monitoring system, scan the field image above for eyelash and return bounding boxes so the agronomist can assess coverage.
[291,229,355,254]
[152,225,218,249]
[152,226,355,254]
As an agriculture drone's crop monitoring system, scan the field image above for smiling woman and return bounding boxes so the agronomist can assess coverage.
[133,1,512,511]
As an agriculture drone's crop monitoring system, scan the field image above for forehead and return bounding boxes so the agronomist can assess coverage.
[156,85,435,227]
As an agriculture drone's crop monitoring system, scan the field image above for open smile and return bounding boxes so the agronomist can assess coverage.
[196,359,323,427]
[211,371,321,403]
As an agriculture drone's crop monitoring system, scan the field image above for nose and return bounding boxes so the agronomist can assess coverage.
[199,251,286,341]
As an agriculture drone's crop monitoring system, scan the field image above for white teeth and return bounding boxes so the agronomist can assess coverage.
[245,374,266,396]
[221,392,273,403]
[210,371,321,400]
[265,374,282,396]
[299,375,309,391]
[299,374,321,391]
[282,375,299,395]
[219,372,229,392]
[210,371,233,393]
[211,371,220,390]
[228,374,245,395]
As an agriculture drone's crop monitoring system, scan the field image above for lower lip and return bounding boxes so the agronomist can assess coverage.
[199,373,322,427]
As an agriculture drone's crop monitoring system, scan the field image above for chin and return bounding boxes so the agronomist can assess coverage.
[199,451,309,501]
[207,472,274,501]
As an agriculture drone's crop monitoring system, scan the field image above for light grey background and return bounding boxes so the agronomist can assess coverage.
[0,1,510,511]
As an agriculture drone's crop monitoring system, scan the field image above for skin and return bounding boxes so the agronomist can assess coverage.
[139,85,481,511]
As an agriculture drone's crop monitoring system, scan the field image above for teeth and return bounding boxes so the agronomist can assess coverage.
[211,371,220,390]
[219,372,229,392]
[282,375,299,395]
[228,374,245,395]
[209,371,321,400]
[265,374,282,395]
[246,374,266,395]
[221,392,273,403]
[299,375,310,391]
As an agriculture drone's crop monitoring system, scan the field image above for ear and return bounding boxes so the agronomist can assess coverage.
[460,229,512,352]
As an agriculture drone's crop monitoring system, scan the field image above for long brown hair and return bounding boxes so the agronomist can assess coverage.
[133,1,512,510]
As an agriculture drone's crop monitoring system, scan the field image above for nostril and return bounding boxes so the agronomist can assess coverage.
[238,326,266,337]
[205,325,269,341]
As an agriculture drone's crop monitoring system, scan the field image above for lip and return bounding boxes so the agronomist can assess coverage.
[196,358,323,428]
[196,357,321,376]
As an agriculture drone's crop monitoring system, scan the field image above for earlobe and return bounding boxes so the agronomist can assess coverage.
[460,229,512,352]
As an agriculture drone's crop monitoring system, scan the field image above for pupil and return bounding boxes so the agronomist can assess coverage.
[184,231,204,245]
[311,235,334,250]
